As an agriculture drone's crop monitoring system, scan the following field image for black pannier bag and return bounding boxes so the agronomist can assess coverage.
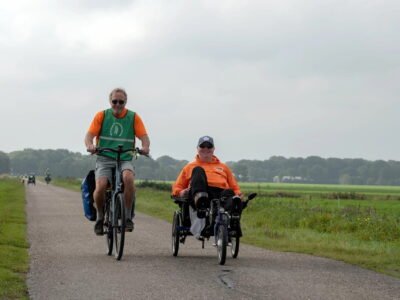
[81,170,97,221]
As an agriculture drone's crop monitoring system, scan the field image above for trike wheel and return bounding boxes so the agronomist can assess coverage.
[114,194,125,260]
[217,225,227,265]
[172,211,180,256]
[231,236,240,258]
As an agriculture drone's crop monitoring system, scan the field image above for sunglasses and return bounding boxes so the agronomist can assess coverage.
[111,99,125,105]
[199,143,213,149]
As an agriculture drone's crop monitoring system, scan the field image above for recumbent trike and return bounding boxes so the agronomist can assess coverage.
[171,192,257,265]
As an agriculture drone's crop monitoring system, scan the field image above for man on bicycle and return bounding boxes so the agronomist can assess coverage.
[172,136,243,237]
[85,87,150,235]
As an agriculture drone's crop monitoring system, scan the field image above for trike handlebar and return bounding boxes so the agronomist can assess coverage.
[171,195,189,205]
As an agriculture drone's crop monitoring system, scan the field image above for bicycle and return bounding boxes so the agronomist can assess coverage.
[172,193,257,265]
[94,145,147,260]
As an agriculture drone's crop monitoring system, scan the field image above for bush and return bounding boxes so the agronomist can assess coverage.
[137,180,172,191]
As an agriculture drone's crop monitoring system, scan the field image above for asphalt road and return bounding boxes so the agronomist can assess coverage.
[26,182,400,300]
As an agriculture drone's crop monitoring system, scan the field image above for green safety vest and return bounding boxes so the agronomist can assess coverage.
[98,109,136,161]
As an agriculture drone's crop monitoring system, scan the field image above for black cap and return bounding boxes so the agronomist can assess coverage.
[197,136,214,147]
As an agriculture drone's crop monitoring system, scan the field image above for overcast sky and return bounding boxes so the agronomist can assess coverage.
[1,0,399,162]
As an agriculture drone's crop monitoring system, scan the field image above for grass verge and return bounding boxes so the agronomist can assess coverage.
[0,178,29,299]
[52,177,81,192]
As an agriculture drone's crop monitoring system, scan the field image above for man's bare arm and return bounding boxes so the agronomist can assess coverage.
[85,132,96,153]
[138,134,150,155]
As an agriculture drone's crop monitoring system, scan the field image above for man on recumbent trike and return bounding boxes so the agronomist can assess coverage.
[172,136,247,241]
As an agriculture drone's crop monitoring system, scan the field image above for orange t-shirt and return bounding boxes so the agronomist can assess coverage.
[172,155,241,196]
[87,108,147,139]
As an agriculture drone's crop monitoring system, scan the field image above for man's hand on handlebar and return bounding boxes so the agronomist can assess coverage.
[139,147,150,156]
[87,144,97,154]
[179,188,190,198]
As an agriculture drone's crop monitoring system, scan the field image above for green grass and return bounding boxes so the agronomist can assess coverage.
[53,179,400,278]
[240,196,400,277]
[52,177,81,192]
[134,187,400,277]
[240,182,400,200]
[0,178,29,299]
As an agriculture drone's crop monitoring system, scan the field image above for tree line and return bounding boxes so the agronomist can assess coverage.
[227,156,400,185]
[1,149,400,185]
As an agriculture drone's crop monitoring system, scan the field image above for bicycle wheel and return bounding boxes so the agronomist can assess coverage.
[230,236,240,258]
[172,211,180,256]
[104,199,113,256]
[217,224,228,265]
[113,193,126,260]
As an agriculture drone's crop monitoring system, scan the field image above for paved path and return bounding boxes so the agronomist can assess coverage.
[26,182,400,299]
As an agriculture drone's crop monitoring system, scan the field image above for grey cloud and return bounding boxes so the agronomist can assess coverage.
[1,1,400,162]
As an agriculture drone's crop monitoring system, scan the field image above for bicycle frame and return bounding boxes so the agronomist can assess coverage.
[97,145,141,260]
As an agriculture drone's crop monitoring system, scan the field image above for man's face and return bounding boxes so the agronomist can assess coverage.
[197,142,214,161]
[110,91,127,115]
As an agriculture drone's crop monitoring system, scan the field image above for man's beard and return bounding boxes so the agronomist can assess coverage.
[113,107,123,115]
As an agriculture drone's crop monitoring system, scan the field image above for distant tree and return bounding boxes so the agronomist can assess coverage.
[339,174,352,185]
[0,151,10,174]
[232,162,249,182]
[7,148,400,186]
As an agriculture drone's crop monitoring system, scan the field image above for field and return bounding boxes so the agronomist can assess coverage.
[0,178,29,299]
[55,179,400,278]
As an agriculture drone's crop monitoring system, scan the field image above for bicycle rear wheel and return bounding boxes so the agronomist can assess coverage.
[113,193,126,260]
[104,198,113,256]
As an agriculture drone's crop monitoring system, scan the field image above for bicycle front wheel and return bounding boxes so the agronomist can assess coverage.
[113,193,126,260]
[104,198,113,256]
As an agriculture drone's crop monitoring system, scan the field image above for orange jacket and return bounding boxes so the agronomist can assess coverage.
[172,155,241,196]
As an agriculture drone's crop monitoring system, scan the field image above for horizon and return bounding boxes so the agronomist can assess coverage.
[4,147,399,164]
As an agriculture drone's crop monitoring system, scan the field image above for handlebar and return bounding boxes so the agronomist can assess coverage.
[87,146,149,158]
[171,193,257,205]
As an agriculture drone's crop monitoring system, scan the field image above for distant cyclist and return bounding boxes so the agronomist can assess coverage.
[85,87,150,235]
[45,168,51,184]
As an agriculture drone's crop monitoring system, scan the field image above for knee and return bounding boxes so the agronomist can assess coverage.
[192,166,205,174]
[191,166,207,181]
[95,178,108,193]
[123,171,135,188]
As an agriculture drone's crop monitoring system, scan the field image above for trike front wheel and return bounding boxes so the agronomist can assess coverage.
[217,224,227,265]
